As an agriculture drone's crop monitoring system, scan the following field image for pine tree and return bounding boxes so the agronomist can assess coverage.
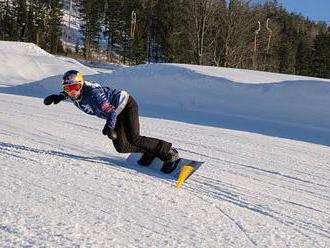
[311,31,330,78]
[124,0,146,64]
[103,0,123,61]
[274,10,298,74]
[295,30,312,76]
[103,0,147,64]
[1,0,16,40]
[47,0,63,53]
[29,0,47,46]
[277,41,290,73]
[11,0,28,41]
[80,0,104,59]
[152,0,184,63]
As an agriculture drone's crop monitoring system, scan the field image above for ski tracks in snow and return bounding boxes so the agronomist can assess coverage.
[174,137,330,247]
[151,118,330,247]
[1,96,330,247]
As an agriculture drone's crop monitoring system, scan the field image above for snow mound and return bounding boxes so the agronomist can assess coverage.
[176,63,330,84]
[90,64,330,133]
[0,41,96,87]
[2,41,52,57]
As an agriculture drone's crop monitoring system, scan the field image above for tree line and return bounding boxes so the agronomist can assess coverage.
[1,0,330,78]
[0,0,63,54]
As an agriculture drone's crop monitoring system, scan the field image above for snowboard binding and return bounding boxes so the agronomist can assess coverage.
[137,152,156,166]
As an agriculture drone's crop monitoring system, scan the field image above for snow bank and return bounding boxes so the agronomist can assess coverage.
[91,64,330,132]
[0,41,96,87]
[0,42,329,142]
[177,63,330,84]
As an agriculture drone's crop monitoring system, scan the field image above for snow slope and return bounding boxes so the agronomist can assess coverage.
[0,41,96,87]
[0,42,330,247]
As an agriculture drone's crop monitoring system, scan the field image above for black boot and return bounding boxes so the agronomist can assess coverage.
[161,148,180,174]
[137,152,156,166]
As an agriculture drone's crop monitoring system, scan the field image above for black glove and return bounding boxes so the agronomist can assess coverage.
[102,125,118,140]
[44,94,66,105]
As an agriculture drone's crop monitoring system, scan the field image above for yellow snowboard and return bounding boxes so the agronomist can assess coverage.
[127,153,205,189]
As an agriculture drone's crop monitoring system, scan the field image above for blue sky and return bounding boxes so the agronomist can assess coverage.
[254,0,330,22]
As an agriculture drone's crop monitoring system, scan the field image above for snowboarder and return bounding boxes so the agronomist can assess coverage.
[43,70,179,173]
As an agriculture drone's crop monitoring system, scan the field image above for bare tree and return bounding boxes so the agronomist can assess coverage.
[183,0,218,65]
[213,0,259,68]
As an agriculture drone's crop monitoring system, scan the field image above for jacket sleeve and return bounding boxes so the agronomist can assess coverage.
[93,89,117,128]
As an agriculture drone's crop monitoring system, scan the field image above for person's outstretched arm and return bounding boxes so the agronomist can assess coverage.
[44,92,67,105]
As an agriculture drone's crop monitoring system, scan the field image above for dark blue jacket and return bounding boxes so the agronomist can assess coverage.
[64,81,129,128]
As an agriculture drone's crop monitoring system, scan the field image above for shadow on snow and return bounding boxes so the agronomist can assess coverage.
[0,141,173,182]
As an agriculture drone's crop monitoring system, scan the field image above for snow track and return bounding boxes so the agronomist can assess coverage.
[1,94,329,247]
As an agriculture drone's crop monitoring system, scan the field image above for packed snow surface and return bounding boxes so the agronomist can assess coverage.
[0,41,330,247]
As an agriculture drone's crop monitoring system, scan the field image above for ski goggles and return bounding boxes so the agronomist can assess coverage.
[63,82,82,92]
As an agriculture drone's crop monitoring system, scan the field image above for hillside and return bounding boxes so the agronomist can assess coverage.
[0,42,329,247]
